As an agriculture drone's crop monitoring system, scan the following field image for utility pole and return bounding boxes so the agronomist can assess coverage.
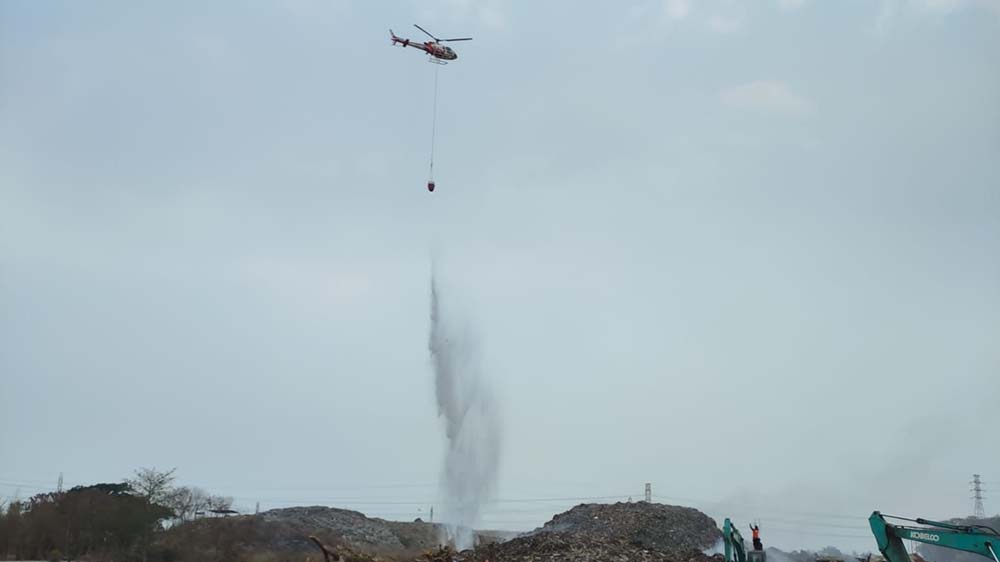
[971,474,985,518]
[430,506,434,523]
[645,483,651,503]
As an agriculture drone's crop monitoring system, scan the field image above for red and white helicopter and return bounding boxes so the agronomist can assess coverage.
[390,24,472,64]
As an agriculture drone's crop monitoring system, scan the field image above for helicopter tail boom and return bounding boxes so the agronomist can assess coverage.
[390,30,415,48]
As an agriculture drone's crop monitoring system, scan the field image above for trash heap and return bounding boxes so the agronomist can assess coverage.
[535,502,721,556]
[456,501,723,562]
[464,532,721,562]
[261,506,405,549]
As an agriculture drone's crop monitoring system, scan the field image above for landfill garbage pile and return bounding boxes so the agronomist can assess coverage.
[167,506,505,557]
[436,502,723,562]
[458,532,723,562]
[259,506,440,550]
[533,502,722,557]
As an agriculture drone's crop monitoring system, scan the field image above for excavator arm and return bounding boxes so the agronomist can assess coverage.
[869,511,1000,562]
[724,518,749,562]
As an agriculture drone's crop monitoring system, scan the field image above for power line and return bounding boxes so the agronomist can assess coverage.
[191,482,440,492]
[0,475,619,493]
[760,526,873,540]
[650,494,867,522]
[743,517,869,532]
[243,493,636,507]
[0,477,872,528]
[0,476,890,541]
[0,478,877,541]
[0,480,633,506]
[0,481,55,492]
[348,506,875,538]
[0,476,442,492]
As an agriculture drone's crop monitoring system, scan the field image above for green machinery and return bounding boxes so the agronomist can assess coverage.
[869,511,1000,562]
[724,518,766,562]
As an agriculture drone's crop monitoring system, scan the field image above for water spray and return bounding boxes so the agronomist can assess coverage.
[428,271,502,550]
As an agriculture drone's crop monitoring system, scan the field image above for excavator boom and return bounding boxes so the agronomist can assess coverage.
[724,518,748,562]
[869,512,1000,562]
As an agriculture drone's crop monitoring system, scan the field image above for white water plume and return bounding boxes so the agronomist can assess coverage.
[704,539,726,556]
[428,272,502,550]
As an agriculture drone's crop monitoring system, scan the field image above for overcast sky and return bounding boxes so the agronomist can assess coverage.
[2,0,998,553]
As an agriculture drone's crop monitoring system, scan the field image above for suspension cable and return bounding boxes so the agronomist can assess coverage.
[428,62,440,182]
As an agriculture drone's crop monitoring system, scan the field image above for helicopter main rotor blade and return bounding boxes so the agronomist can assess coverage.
[413,24,438,41]
[440,37,473,42]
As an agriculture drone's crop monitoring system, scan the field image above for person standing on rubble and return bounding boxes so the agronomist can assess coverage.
[751,524,763,551]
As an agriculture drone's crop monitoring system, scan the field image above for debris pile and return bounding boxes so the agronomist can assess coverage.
[462,532,722,562]
[227,501,722,562]
[535,502,721,556]
[455,502,722,562]
[260,506,438,550]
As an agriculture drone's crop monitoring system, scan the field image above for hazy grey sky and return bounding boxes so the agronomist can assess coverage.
[2,0,998,552]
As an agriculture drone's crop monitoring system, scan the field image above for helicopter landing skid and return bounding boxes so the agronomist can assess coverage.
[428,56,448,65]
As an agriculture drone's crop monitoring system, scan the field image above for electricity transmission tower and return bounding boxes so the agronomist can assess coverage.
[645,483,651,503]
[57,472,63,493]
[971,474,986,518]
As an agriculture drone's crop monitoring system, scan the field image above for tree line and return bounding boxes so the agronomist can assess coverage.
[0,467,234,562]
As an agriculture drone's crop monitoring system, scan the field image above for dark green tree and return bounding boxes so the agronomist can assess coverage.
[4,483,172,561]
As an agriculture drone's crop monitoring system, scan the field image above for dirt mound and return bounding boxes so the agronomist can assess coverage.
[533,502,721,557]
[161,501,721,562]
[256,506,451,552]
[259,506,411,550]
[476,533,721,562]
[453,502,721,562]
[464,532,723,562]
[157,508,446,560]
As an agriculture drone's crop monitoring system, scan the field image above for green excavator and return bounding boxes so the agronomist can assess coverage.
[723,518,767,562]
[869,511,1000,562]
